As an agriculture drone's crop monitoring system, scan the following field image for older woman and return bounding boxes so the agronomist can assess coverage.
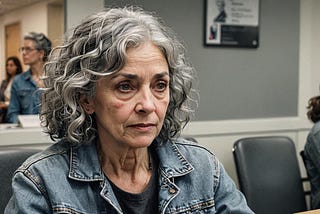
[5,7,253,213]
[7,32,51,123]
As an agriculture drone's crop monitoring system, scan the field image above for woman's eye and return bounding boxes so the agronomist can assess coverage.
[118,82,133,92]
[155,81,168,92]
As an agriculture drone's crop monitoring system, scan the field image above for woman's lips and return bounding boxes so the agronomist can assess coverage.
[128,123,156,131]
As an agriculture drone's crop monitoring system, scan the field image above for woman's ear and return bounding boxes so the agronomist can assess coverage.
[79,94,95,114]
[39,50,45,61]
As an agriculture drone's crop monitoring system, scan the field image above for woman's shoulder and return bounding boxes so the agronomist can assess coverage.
[12,70,30,82]
[0,79,8,88]
[165,137,219,167]
[308,121,320,138]
[1,79,8,84]
[173,137,215,156]
[10,73,26,87]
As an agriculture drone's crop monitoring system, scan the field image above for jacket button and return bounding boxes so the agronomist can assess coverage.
[169,188,176,194]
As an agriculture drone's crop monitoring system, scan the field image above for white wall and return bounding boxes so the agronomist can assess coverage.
[65,0,104,30]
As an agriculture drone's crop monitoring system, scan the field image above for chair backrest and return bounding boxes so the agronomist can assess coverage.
[300,150,312,208]
[0,147,41,213]
[233,136,307,214]
[300,150,310,180]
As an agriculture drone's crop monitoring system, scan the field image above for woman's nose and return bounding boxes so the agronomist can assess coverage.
[135,87,156,114]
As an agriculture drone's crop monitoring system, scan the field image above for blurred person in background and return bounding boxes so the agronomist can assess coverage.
[304,95,320,209]
[0,56,23,123]
[7,32,51,123]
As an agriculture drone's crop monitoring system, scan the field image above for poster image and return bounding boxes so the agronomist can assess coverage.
[205,0,260,48]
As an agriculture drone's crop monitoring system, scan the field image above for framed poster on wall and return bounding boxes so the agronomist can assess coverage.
[204,0,260,48]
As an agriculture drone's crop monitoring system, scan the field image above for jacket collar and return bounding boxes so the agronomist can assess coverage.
[69,142,104,181]
[153,138,194,178]
[22,69,32,80]
[68,138,194,181]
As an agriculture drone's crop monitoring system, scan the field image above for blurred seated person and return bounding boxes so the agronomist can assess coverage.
[7,32,51,123]
[304,95,320,209]
[5,7,253,213]
[0,56,23,123]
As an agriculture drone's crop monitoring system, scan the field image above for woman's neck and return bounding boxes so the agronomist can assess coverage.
[30,62,45,87]
[30,62,44,77]
[98,142,153,193]
[100,145,150,174]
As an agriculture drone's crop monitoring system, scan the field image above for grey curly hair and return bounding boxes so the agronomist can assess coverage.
[41,7,198,144]
[24,32,52,61]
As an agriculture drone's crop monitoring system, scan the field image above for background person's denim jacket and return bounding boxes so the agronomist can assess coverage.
[305,121,320,209]
[5,138,253,214]
[7,69,41,123]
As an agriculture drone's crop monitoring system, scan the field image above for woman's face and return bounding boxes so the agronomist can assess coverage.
[21,39,44,66]
[6,59,18,76]
[83,42,170,149]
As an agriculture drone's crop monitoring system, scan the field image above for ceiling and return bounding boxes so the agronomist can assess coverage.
[0,0,46,16]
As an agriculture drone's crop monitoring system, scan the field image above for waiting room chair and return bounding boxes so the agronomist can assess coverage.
[300,150,312,208]
[0,147,41,212]
[233,136,307,214]
[300,150,311,192]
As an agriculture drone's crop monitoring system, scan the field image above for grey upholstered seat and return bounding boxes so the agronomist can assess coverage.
[233,136,307,214]
[0,147,41,213]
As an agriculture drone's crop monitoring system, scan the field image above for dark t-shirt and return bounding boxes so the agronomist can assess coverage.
[108,154,159,213]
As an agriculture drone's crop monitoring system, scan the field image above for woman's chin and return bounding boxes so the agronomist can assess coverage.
[127,136,157,148]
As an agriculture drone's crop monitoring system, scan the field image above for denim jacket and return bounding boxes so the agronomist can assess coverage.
[5,138,253,214]
[304,121,320,209]
[7,69,41,123]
